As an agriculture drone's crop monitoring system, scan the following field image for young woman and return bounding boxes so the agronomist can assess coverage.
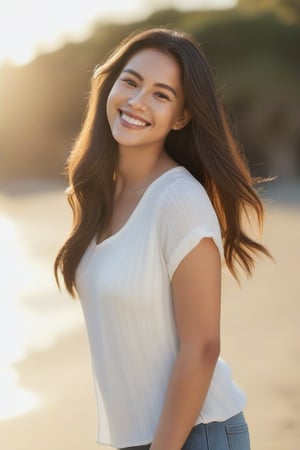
[55,28,271,450]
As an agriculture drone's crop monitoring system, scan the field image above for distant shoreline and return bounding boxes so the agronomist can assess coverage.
[0,176,299,205]
[0,178,66,196]
[258,178,300,206]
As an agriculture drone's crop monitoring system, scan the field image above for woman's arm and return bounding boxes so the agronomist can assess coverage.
[150,237,221,450]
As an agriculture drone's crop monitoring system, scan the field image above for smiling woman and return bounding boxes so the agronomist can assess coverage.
[53,27,272,450]
[106,49,190,153]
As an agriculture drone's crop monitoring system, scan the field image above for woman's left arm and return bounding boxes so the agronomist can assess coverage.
[150,237,221,450]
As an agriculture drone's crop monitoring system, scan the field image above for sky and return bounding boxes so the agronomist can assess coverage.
[0,0,237,66]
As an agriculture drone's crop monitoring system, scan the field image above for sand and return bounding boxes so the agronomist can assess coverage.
[0,181,299,450]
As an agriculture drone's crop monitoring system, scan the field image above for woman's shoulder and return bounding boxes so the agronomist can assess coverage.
[157,166,212,209]
[155,167,224,269]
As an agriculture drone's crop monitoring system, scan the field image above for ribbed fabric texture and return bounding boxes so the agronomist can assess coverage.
[76,166,246,448]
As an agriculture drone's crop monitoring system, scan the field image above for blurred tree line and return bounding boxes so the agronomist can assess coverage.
[0,0,299,181]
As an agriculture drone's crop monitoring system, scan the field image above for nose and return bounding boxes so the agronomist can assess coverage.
[127,90,147,111]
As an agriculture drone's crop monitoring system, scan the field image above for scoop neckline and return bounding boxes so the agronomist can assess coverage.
[94,165,186,249]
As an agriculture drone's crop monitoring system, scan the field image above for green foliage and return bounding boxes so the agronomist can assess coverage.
[0,6,299,180]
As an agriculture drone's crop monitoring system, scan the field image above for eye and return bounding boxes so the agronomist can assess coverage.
[121,78,137,87]
[154,92,170,101]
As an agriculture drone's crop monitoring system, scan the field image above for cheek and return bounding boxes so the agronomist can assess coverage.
[106,82,126,118]
[157,106,182,130]
[106,89,117,123]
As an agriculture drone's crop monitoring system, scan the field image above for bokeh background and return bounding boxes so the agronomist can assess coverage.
[0,1,299,449]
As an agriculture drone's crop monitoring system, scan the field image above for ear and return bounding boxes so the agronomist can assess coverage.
[172,108,191,131]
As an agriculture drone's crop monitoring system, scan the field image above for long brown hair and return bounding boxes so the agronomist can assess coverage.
[54,27,271,297]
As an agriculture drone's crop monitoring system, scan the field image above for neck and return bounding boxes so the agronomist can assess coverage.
[116,145,175,191]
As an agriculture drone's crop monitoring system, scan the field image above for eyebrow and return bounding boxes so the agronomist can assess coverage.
[122,68,177,98]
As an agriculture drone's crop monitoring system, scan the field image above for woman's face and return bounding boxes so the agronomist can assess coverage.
[106,48,189,152]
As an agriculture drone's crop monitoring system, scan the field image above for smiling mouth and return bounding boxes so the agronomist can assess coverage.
[119,110,151,128]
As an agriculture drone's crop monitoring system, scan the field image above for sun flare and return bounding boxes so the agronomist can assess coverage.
[0,0,236,66]
[0,0,147,66]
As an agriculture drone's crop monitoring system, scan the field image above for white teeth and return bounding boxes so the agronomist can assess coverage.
[121,112,148,127]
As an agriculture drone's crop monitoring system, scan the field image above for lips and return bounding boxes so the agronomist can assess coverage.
[119,110,151,128]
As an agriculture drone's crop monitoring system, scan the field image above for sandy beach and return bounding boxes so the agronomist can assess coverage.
[0,180,299,450]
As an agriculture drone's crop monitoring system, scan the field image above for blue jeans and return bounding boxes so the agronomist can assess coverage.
[120,412,250,450]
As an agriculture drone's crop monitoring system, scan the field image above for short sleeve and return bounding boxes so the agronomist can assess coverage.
[158,178,224,280]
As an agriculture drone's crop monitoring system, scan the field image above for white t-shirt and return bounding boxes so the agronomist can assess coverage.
[76,166,246,448]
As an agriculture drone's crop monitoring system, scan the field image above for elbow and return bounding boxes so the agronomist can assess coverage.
[202,339,220,364]
[179,338,220,366]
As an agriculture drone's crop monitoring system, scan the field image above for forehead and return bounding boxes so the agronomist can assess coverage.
[122,48,181,84]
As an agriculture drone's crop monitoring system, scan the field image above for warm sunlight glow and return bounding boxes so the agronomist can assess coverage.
[0,214,42,420]
[0,0,236,66]
[0,205,83,421]
[0,0,149,65]
[0,368,41,421]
